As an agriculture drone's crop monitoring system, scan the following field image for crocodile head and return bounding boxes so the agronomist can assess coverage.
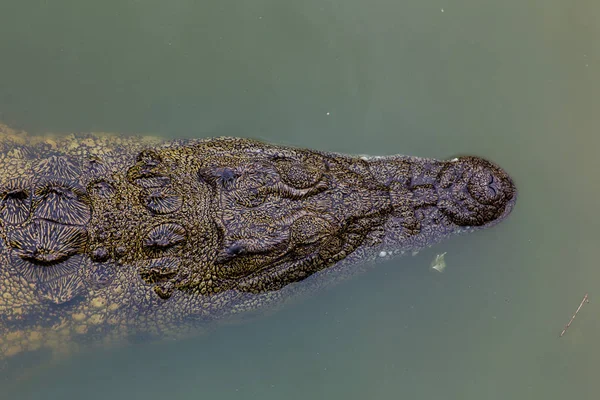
[0,127,516,363]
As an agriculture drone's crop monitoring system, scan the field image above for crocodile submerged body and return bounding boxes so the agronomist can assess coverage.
[0,123,516,362]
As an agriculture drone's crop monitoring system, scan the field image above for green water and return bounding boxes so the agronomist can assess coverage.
[1,0,598,398]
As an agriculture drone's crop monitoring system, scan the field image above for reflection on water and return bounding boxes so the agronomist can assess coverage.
[0,0,598,398]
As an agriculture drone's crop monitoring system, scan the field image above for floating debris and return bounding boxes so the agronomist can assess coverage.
[560,293,589,337]
[430,252,447,272]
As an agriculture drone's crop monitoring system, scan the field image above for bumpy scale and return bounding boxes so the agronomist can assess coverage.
[0,123,517,363]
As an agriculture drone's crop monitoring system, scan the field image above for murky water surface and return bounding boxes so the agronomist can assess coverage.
[0,0,598,398]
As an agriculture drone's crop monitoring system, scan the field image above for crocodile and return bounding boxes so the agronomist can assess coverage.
[0,122,516,363]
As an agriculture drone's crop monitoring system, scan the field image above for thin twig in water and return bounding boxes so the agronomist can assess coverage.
[560,293,589,337]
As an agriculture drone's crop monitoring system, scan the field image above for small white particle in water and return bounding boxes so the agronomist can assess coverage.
[450,157,459,162]
[441,8,444,12]
[379,251,387,257]
[326,112,330,115]
[431,252,447,272]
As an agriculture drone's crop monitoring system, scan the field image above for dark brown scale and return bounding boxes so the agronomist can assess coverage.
[9,251,81,283]
[226,164,279,207]
[151,283,170,299]
[9,252,86,304]
[410,184,439,208]
[34,179,91,225]
[138,257,181,284]
[91,247,109,262]
[8,220,87,264]
[0,178,32,225]
[114,246,127,258]
[197,167,238,190]
[38,273,85,304]
[137,149,162,166]
[274,157,323,189]
[86,156,109,176]
[128,149,172,188]
[96,230,108,241]
[4,144,34,159]
[137,257,186,300]
[134,176,171,189]
[142,187,183,214]
[35,155,82,179]
[88,180,116,198]
[289,215,332,246]
[143,223,186,256]
[87,260,116,289]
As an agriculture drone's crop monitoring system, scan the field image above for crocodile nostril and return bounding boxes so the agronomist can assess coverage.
[469,170,501,205]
